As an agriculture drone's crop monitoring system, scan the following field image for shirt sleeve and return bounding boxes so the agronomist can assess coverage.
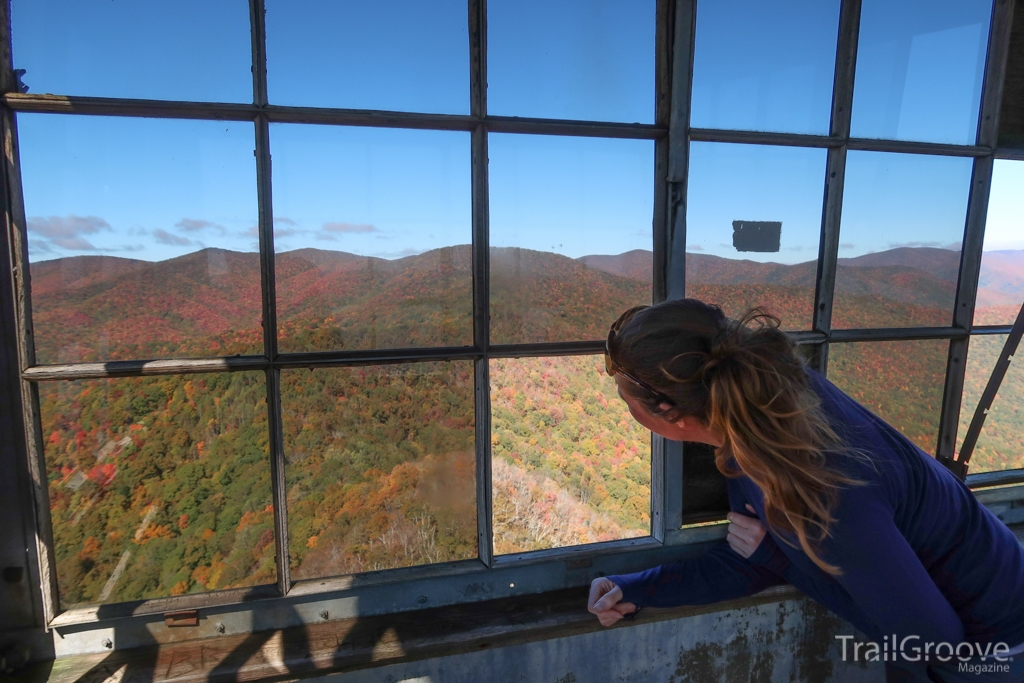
[606,477,788,609]
[821,487,965,645]
[606,539,789,608]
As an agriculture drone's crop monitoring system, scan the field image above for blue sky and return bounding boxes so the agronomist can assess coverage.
[12,0,1009,265]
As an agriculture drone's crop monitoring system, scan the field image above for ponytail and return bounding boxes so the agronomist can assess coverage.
[608,300,869,575]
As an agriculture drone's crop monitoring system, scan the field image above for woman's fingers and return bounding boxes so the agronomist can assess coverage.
[612,601,636,616]
[728,531,755,558]
[727,511,768,555]
[588,578,636,627]
[588,578,616,613]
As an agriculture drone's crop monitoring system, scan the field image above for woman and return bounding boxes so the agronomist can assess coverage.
[587,299,1024,682]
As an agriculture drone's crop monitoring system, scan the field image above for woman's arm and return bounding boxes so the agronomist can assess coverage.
[604,536,788,609]
[604,481,791,610]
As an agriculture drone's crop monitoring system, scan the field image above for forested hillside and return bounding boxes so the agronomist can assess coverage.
[31,245,1023,607]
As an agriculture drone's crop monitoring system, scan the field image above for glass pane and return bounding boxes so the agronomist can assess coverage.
[832,151,971,329]
[489,134,653,344]
[975,160,1024,326]
[11,0,252,102]
[958,335,1024,473]
[827,339,949,455]
[271,125,472,352]
[491,355,650,555]
[282,362,476,579]
[685,142,827,330]
[488,0,655,123]
[851,0,991,145]
[20,115,260,365]
[42,372,273,607]
[690,0,840,135]
[265,0,468,113]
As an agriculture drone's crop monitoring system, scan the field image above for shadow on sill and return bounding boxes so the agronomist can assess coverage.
[5,583,808,683]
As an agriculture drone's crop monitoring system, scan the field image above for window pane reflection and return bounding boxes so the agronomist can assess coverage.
[851,0,991,145]
[265,0,468,113]
[491,355,650,555]
[488,0,655,123]
[282,363,476,579]
[20,115,261,364]
[828,339,948,455]
[833,151,971,329]
[957,335,1024,474]
[489,134,653,344]
[975,160,1024,326]
[41,372,273,607]
[11,0,252,102]
[271,125,472,352]
[690,0,840,134]
[685,142,827,330]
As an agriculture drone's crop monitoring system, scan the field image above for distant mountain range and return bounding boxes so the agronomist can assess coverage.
[28,246,1024,364]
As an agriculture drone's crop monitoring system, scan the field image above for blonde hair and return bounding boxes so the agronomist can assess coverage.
[607,299,871,575]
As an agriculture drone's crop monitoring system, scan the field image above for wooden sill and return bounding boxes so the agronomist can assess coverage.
[19,584,804,683]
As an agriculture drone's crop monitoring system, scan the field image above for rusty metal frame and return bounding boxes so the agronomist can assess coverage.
[0,0,1022,646]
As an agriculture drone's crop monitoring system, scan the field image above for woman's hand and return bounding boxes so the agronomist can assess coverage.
[727,504,767,559]
[587,577,637,627]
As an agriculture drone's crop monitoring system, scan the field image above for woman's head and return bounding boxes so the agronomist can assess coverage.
[606,298,865,575]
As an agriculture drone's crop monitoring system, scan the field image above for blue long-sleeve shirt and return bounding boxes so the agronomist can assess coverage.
[608,368,1024,650]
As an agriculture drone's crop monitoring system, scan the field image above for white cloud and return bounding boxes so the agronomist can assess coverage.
[27,215,110,250]
[323,222,377,234]
[154,229,198,247]
[176,218,224,234]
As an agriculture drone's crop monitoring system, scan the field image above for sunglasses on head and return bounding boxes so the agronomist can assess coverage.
[605,306,676,408]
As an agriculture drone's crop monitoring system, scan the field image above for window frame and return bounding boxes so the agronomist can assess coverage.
[0,0,1020,646]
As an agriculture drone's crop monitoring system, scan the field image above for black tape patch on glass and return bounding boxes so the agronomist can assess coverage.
[732,220,781,252]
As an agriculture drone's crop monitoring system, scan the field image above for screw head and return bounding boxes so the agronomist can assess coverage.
[319,609,329,620]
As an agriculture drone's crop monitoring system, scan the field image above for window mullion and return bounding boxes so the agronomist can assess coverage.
[470,0,493,568]
[249,0,290,594]
[936,0,1016,466]
[0,106,57,625]
[659,0,696,533]
[812,0,861,376]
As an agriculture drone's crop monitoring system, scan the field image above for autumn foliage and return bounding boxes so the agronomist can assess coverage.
[31,244,1023,606]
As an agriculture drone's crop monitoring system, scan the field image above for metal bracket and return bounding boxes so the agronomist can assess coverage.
[953,300,1024,480]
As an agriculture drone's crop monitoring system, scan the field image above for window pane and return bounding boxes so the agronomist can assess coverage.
[20,115,260,364]
[690,0,840,135]
[958,335,1024,473]
[975,160,1024,326]
[827,339,949,455]
[42,372,273,607]
[11,0,252,102]
[851,0,991,145]
[282,362,476,579]
[489,134,653,344]
[265,0,468,113]
[272,125,472,352]
[832,152,971,329]
[491,356,650,555]
[488,0,655,123]
[685,142,827,330]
